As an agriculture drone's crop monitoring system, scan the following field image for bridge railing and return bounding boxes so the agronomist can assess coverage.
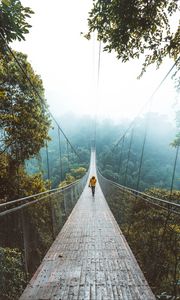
[0,170,89,299]
[97,170,180,299]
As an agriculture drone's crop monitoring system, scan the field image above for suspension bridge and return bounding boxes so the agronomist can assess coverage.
[0,26,180,300]
[0,146,179,299]
[20,151,156,299]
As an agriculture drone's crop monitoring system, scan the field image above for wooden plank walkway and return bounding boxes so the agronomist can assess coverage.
[20,151,155,300]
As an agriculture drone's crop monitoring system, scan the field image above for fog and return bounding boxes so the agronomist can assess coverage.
[13,0,179,125]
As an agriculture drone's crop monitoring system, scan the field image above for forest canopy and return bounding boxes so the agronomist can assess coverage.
[0,0,33,51]
[0,0,51,202]
[86,0,180,75]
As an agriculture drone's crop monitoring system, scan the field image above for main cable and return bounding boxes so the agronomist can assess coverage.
[112,56,180,150]
[0,32,81,161]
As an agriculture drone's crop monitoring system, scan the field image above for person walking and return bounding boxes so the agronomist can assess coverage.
[89,176,97,197]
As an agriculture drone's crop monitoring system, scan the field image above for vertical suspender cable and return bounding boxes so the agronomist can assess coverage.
[124,128,134,186]
[136,113,151,191]
[58,127,63,181]
[136,130,147,191]
[118,136,125,179]
[136,100,152,191]
[45,143,55,239]
[170,146,179,196]
[37,151,43,174]
[97,41,101,89]
[112,57,180,151]
[45,141,50,181]
[67,141,70,173]
[94,41,102,149]
[0,32,81,163]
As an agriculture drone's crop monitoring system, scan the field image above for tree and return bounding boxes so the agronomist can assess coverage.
[86,0,180,74]
[70,167,86,179]
[0,50,51,163]
[0,50,51,201]
[0,0,33,51]
[0,247,26,299]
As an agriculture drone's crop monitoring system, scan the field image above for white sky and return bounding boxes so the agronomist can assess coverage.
[13,0,179,123]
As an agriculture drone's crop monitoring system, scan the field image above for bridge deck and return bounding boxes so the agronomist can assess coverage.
[20,152,155,300]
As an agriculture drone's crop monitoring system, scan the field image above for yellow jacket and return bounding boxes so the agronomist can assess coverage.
[89,177,96,187]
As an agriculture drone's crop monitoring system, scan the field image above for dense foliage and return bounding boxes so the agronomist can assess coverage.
[28,112,180,193]
[0,51,50,160]
[0,0,33,50]
[59,167,87,187]
[86,0,180,75]
[0,247,26,299]
[0,0,179,296]
[0,50,51,202]
[0,3,54,297]
[99,180,180,298]
[26,116,91,188]
[96,113,179,191]
[1,111,179,298]
[96,114,180,298]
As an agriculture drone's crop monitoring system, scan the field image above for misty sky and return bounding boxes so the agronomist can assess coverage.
[13,0,179,123]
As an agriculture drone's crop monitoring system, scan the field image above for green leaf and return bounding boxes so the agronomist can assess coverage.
[1,0,11,6]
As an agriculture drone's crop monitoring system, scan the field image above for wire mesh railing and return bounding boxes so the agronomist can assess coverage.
[0,170,89,300]
[98,170,180,299]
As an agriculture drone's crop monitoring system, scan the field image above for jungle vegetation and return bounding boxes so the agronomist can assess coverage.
[100,180,180,299]
[0,0,179,298]
[96,113,180,191]
[86,0,180,77]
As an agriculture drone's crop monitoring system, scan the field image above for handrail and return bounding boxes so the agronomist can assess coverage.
[97,169,180,214]
[0,186,76,217]
[0,179,81,208]
[0,169,89,216]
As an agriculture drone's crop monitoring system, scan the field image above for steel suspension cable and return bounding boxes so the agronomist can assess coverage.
[170,146,179,196]
[113,56,180,150]
[0,32,80,161]
[37,152,43,174]
[136,112,151,191]
[45,141,50,181]
[108,59,180,191]
[97,41,102,89]
[124,129,134,186]
[94,40,102,148]
[67,141,70,173]
[118,136,125,177]
[58,127,63,182]
[136,131,147,191]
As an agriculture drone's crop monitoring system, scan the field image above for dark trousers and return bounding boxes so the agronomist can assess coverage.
[91,186,95,196]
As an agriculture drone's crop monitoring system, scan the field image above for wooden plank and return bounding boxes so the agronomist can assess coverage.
[20,151,155,300]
